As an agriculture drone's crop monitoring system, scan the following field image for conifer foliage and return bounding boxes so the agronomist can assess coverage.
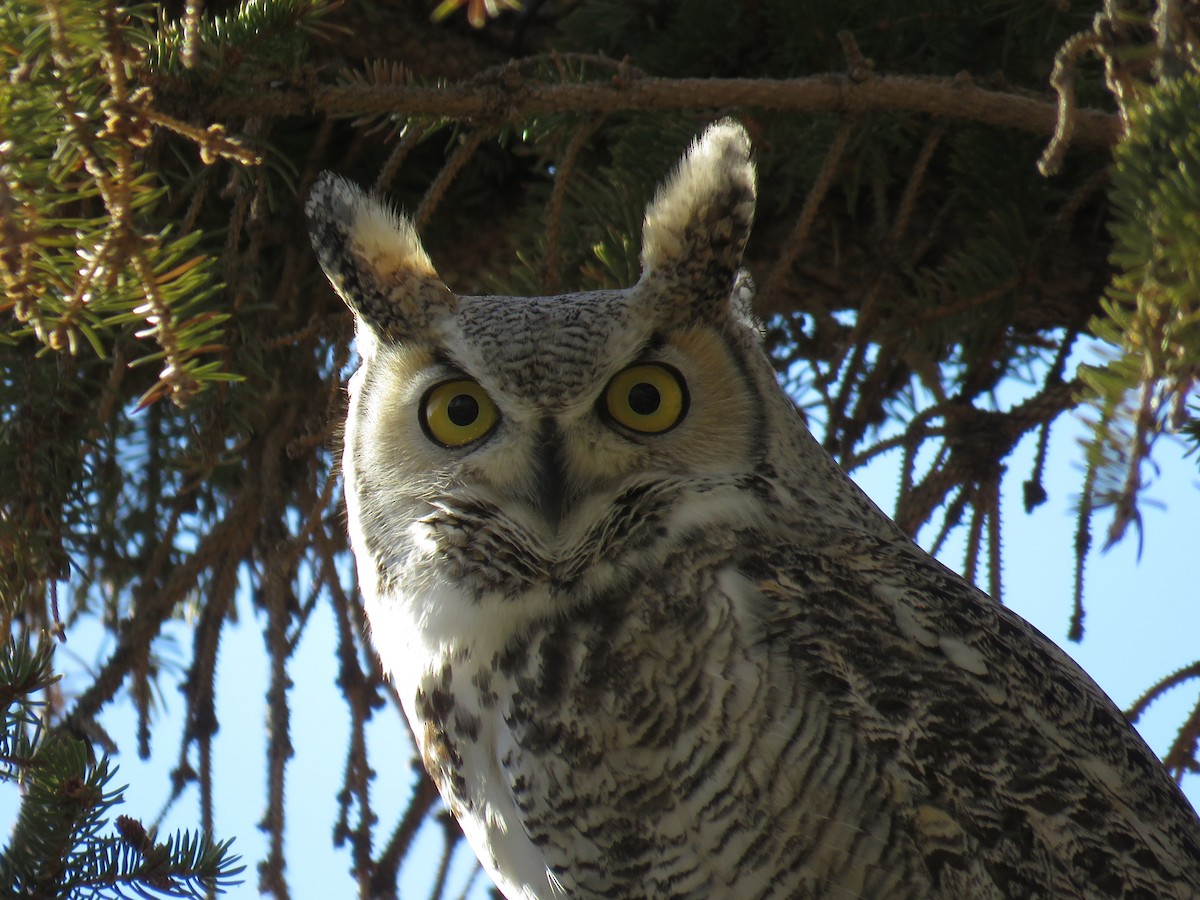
[0,635,243,896]
[1,0,1197,896]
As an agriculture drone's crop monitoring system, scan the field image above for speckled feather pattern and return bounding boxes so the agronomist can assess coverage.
[308,121,1200,899]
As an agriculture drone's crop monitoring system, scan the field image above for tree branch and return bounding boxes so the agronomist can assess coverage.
[223,69,1119,149]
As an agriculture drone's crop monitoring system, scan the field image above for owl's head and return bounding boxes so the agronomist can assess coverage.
[307,122,827,576]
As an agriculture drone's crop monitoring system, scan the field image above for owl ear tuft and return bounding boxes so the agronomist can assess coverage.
[305,172,456,343]
[638,120,756,324]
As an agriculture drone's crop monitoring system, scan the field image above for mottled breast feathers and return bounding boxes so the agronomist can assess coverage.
[306,120,1200,899]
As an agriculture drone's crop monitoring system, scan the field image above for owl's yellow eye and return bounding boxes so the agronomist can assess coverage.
[604,364,688,434]
[421,379,499,448]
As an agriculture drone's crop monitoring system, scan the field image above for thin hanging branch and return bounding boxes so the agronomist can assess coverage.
[761,120,855,316]
[542,115,605,294]
[414,128,494,230]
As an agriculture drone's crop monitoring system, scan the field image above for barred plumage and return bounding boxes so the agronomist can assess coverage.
[307,121,1200,899]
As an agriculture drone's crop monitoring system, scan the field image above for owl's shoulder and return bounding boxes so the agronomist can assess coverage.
[743,532,1200,896]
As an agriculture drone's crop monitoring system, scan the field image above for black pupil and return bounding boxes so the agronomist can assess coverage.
[628,382,661,416]
[446,393,480,427]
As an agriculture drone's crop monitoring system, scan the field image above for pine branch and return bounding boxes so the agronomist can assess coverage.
[0,635,58,781]
[67,819,244,899]
[0,635,243,899]
[1080,69,1200,554]
[217,64,1121,151]
[0,0,248,407]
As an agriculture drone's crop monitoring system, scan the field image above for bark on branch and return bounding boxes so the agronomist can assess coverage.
[233,70,1119,149]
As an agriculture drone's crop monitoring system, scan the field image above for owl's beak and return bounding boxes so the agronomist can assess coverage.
[533,419,567,530]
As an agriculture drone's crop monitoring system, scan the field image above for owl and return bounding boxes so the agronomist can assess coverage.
[306,121,1200,898]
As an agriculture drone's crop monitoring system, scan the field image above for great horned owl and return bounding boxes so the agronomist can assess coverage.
[306,122,1200,898]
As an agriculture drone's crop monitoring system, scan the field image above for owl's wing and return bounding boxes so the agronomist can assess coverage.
[750,530,1200,898]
